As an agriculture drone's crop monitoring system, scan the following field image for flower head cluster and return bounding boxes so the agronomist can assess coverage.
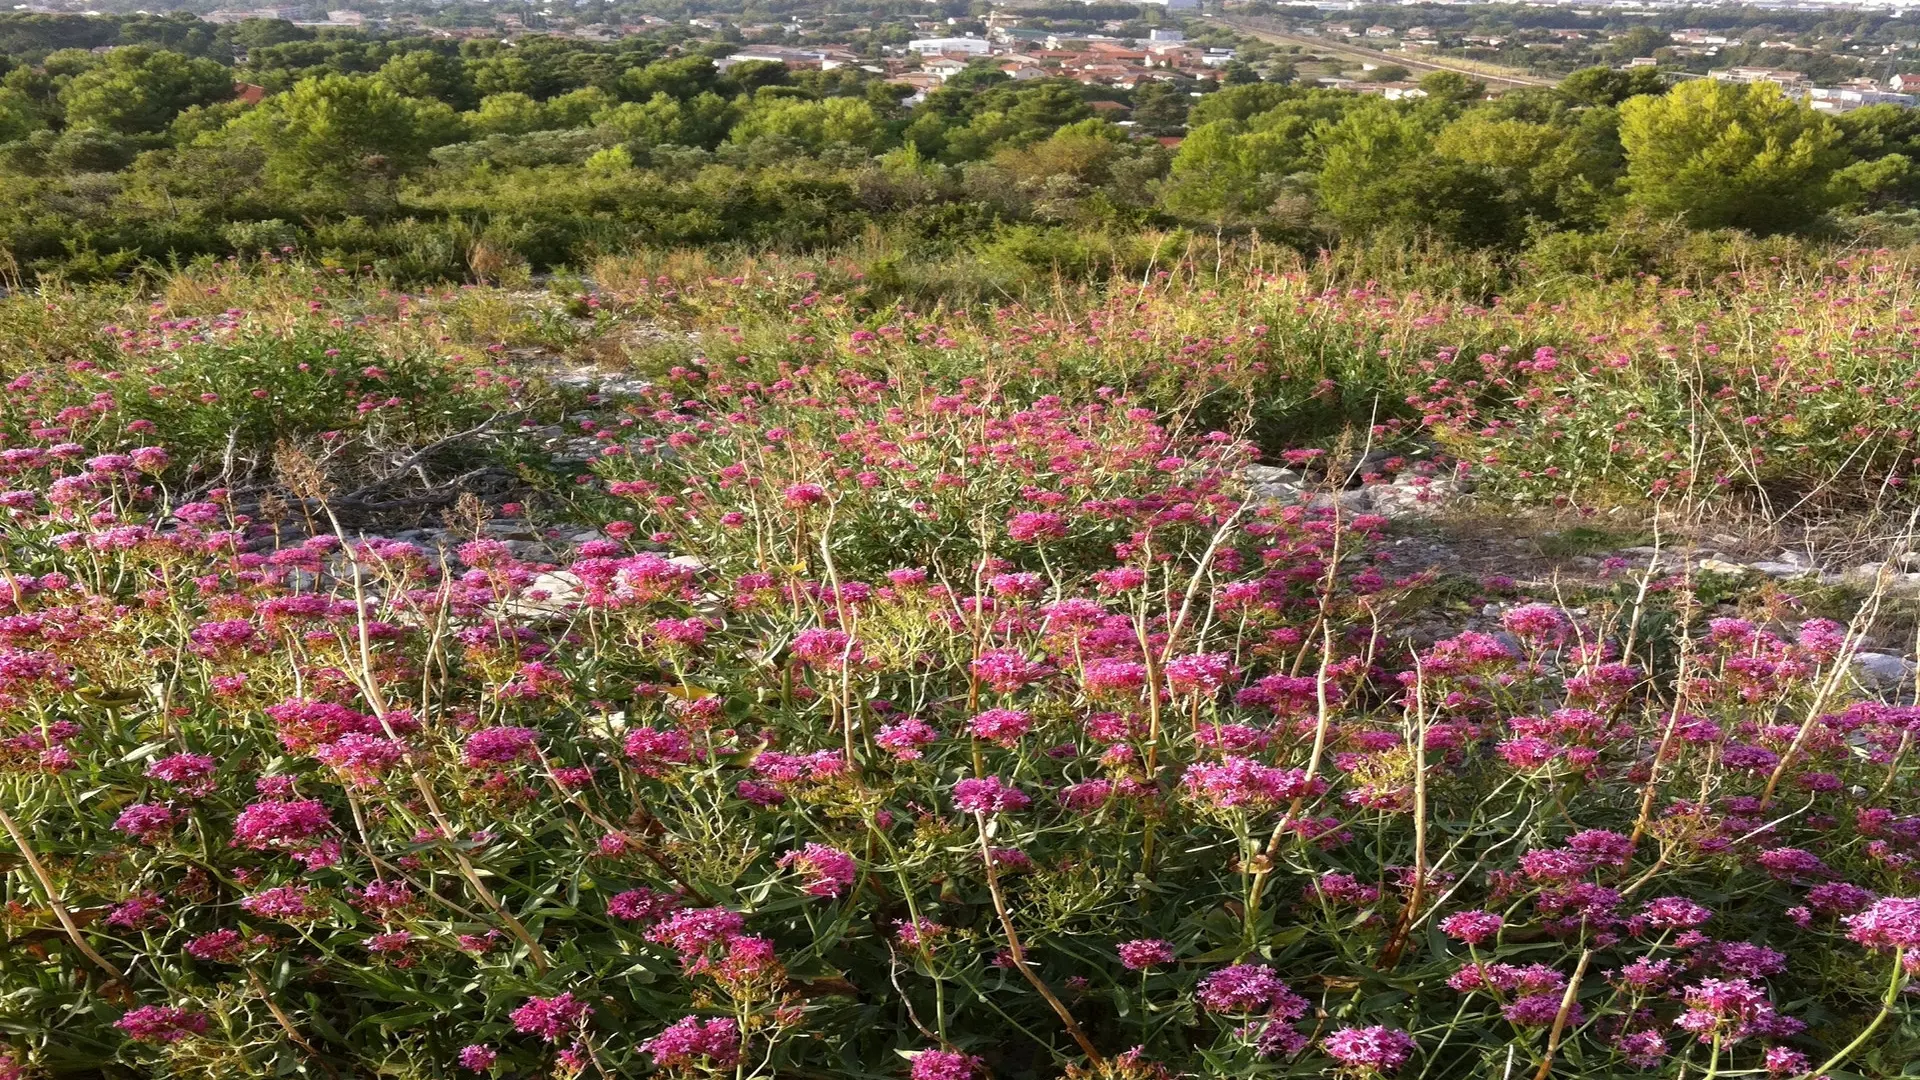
[779,843,858,897]
[509,992,591,1042]
[1117,938,1174,970]
[1845,896,1920,951]
[1674,978,1799,1045]
[953,776,1030,814]
[875,717,939,760]
[1438,910,1503,945]
[1322,1025,1417,1075]
[910,1050,982,1080]
[1196,964,1309,1018]
[116,1005,207,1044]
[462,726,538,767]
[231,798,332,853]
[969,707,1033,746]
[640,1015,740,1069]
[1183,757,1320,811]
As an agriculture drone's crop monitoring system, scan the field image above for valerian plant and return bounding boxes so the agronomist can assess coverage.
[0,259,1915,1080]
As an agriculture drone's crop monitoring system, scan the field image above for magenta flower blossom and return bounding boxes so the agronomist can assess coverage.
[457,1044,498,1071]
[143,751,215,782]
[641,1015,740,1068]
[750,749,845,784]
[1674,978,1790,1045]
[107,893,166,930]
[1082,657,1147,696]
[1117,938,1174,970]
[1093,566,1146,592]
[1007,510,1066,542]
[354,879,417,916]
[875,717,939,760]
[1165,652,1233,696]
[1503,994,1574,1027]
[185,929,246,963]
[510,992,590,1042]
[1643,896,1713,929]
[116,1005,207,1044]
[1797,618,1848,659]
[240,885,323,921]
[987,572,1042,599]
[782,482,827,507]
[910,1049,982,1080]
[622,726,693,775]
[1764,1046,1808,1076]
[1502,603,1571,646]
[1439,910,1503,945]
[952,776,1030,814]
[972,648,1046,692]
[1614,1030,1667,1069]
[968,707,1033,746]
[113,803,177,843]
[1711,941,1786,979]
[1322,1025,1417,1074]
[1182,757,1321,811]
[462,726,538,767]
[779,843,858,897]
[231,798,332,850]
[1845,896,1920,951]
[187,618,257,656]
[896,917,946,950]
[1196,964,1309,1018]
[648,907,747,957]
[791,627,860,668]
[1060,779,1114,810]
[1807,882,1876,915]
[608,887,681,923]
[145,752,217,790]
[1309,872,1381,907]
[314,733,407,783]
[1756,847,1830,881]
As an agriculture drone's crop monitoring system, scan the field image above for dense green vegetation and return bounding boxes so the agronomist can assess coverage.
[0,12,1918,287]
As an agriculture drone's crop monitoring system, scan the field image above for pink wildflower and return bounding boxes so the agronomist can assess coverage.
[1322,1025,1417,1074]
[510,992,590,1042]
[641,1015,740,1069]
[779,843,858,897]
[1118,939,1174,970]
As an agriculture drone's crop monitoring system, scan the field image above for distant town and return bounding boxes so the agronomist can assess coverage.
[3,0,1920,114]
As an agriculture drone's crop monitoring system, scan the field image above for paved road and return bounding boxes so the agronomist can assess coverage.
[1221,18,1561,89]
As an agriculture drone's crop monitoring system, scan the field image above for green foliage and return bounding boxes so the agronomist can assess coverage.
[1618,78,1848,232]
[1186,81,1297,127]
[1161,120,1304,223]
[1557,65,1667,108]
[1316,100,1507,244]
[469,91,551,136]
[60,45,230,134]
[223,74,464,207]
[377,49,476,110]
[0,15,1902,287]
[729,92,881,152]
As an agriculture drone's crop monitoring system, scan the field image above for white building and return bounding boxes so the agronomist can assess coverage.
[1810,86,1916,112]
[920,56,971,80]
[907,36,991,56]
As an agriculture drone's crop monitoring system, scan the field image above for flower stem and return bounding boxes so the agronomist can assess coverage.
[974,811,1105,1066]
[1798,946,1906,1080]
